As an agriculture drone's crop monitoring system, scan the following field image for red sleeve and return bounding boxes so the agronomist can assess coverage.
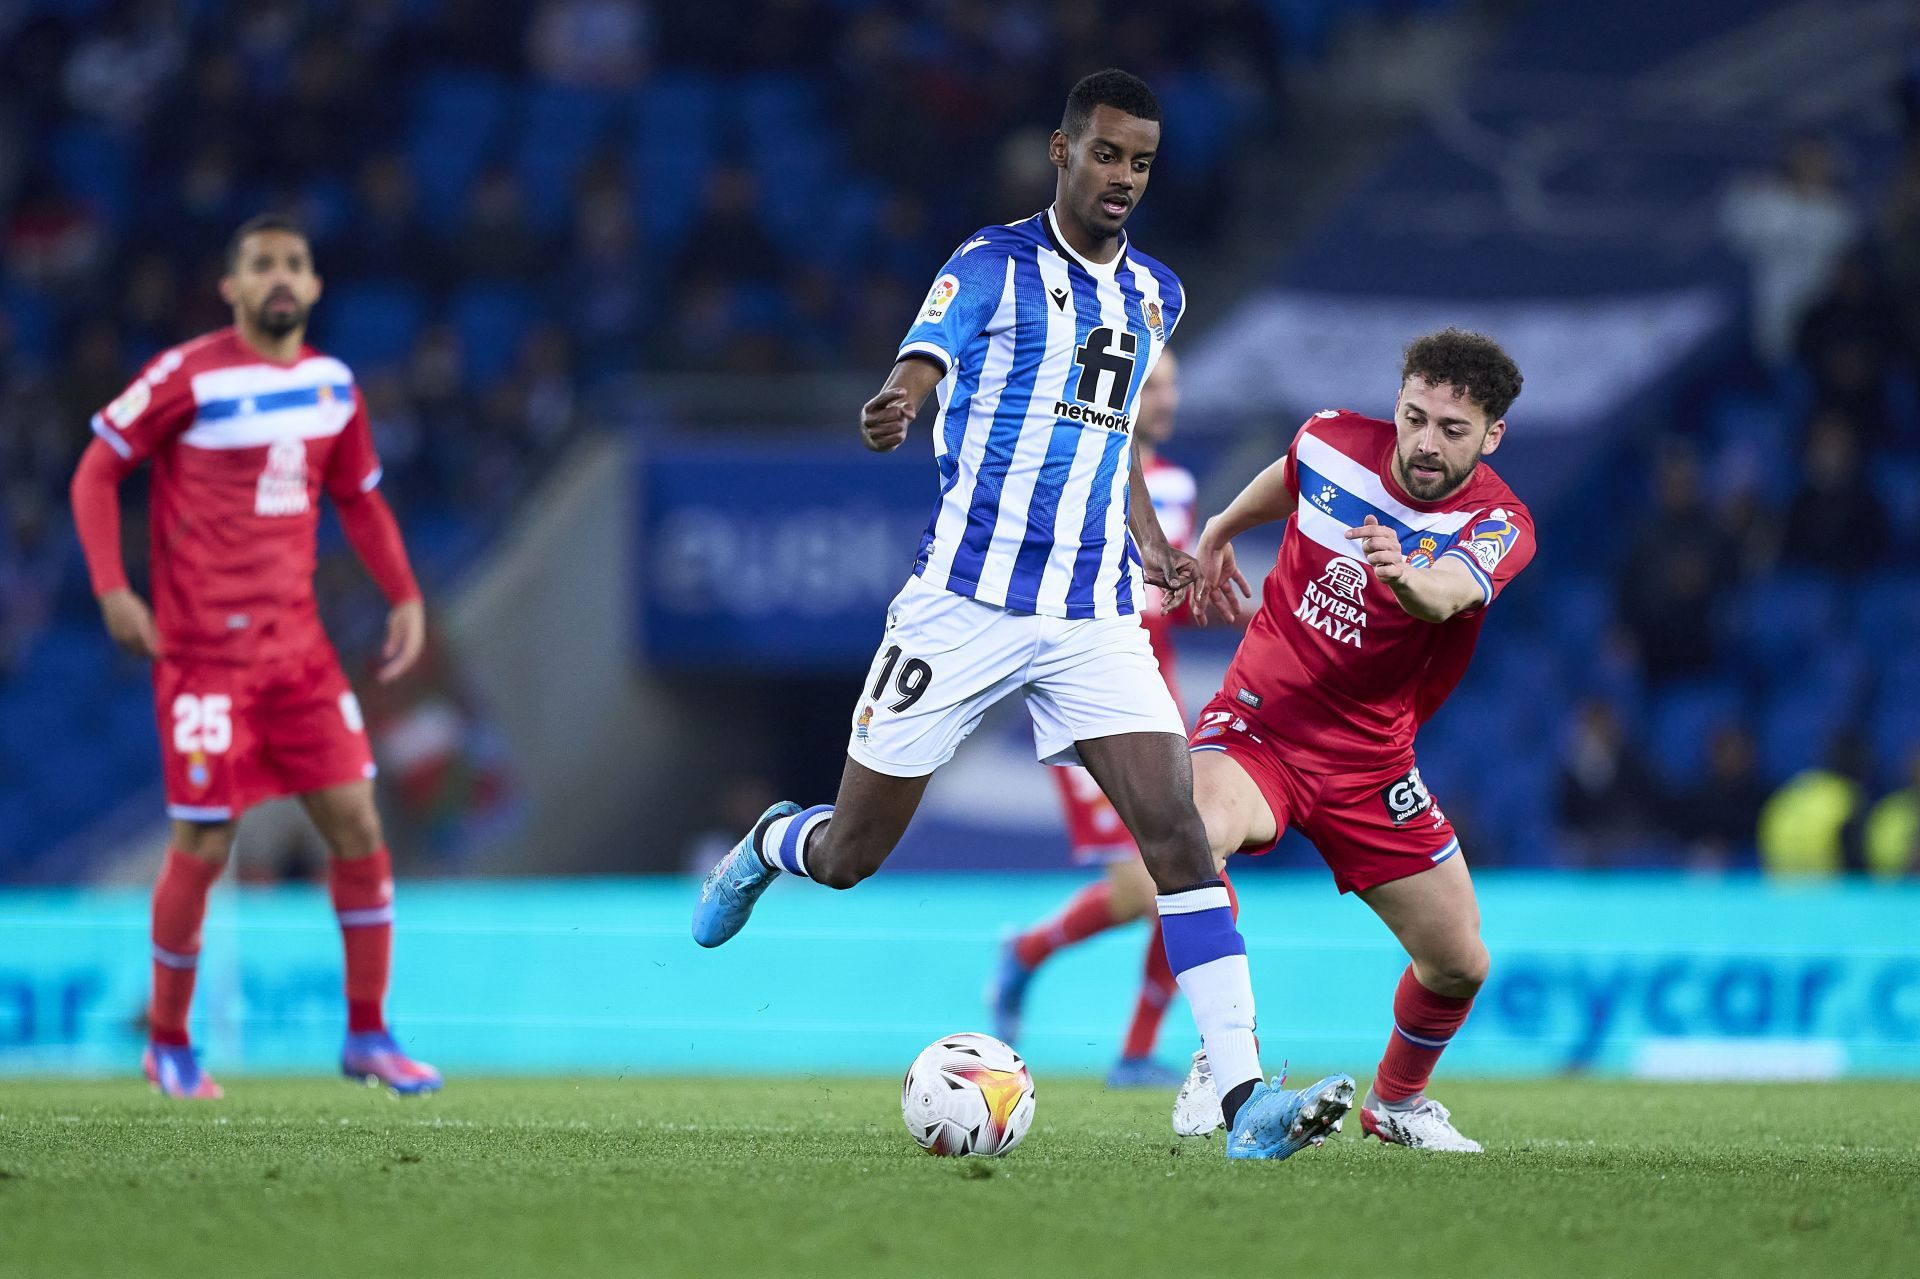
[90,347,196,465]
[335,487,421,605]
[1436,502,1535,613]
[69,438,138,596]
[324,388,386,502]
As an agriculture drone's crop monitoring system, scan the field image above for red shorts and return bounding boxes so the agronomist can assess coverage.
[153,647,377,823]
[1189,696,1459,894]
[1052,765,1139,866]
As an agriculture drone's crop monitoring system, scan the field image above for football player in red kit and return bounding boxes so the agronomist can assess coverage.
[1172,329,1532,1151]
[69,214,441,1098]
[987,351,1239,1087]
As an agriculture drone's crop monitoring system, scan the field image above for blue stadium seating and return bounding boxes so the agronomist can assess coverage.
[449,284,537,387]
[315,280,427,374]
[628,74,722,251]
[515,85,617,233]
[48,124,133,230]
[1648,679,1745,784]
[409,71,514,228]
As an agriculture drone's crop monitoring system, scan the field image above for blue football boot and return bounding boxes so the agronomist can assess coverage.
[143,1043,223,1099]
[1105,1056,1187,1089]
[1225,1071,1356,1161]
[342,1030,443,1096]
[692,801,800,948]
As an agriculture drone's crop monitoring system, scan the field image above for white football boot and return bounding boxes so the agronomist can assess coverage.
[1171,1049,1225,1137]
[1358,1095,1483,1152]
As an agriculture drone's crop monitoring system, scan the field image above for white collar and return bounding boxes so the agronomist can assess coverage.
[1044,205,1127,277]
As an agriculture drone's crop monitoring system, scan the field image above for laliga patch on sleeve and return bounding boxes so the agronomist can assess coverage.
[105,378,152,428]
[1462,514,1518,572]
[922,273,960,322]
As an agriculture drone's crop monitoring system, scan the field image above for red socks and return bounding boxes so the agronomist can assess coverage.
[149,849,224,1046]
[1122,916,1180,1058]
[330,848,395,1034]
[1013,881,1119,969]
[1373,964,1475,1103]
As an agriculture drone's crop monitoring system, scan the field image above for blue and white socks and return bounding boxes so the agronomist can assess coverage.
[1158,880,1262,1117]
[758,805,834,879]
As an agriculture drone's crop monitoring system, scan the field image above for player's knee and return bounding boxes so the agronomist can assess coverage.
[1427,942,1490,996]
[326,806,384,860]
[173,824,234,866]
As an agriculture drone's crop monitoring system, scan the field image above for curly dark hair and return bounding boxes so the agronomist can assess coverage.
[1061,68,1161,138]
[1401,328,1523,422]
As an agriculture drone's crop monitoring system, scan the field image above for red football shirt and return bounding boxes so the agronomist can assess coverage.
[89,327,385,665]
[1219,410,1535,772]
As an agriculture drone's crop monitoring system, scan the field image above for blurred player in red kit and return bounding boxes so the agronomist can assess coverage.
[1171,329,1532,1152]
[986,350,1238,1086]
[69,215,441,1098]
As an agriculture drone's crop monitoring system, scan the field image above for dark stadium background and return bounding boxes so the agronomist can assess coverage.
[1,0,1917,1081]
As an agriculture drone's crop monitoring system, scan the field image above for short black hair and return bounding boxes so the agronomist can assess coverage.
[1401,328,1524,422]
[225,213,309,273]
[1061,69,1161,138]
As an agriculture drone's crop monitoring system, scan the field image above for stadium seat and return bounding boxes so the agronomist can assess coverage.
[1871,451,1920,548]
[1729,572,1841,674]
[409,71,514,228]
[314,280,427,373]
[1855,574,1920,648]
[628,73,721,249]
[514,85,616,234]
[48,124,133,230]
[1646,678,1744,783]
[1759,684,1851,784]
[1870,656,1920,782]
[448,284,537,387]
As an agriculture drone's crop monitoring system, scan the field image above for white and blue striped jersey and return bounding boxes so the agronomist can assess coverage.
[897,207,1186,619]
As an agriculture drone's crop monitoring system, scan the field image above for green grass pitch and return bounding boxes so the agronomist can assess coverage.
[2,1076,1915,1277]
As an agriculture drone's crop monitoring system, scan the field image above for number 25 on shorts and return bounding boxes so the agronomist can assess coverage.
[172,693,233,754]
[870,645,933,712]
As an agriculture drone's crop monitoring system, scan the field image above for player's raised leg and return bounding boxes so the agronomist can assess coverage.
[143,819,233,1099]
[1356,853,1488,1152]
[302,780,441,1096]
[1078,731,1353,1160]
[694,556,1030,947]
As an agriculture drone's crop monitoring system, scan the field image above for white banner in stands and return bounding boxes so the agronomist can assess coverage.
[1180,288,1727,434]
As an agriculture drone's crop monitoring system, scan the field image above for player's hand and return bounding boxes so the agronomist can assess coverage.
[1346,515,1409,585]
[378,598,426,684]
[99,588,162,660]
[1189,521,1253,628]
[859,386,915,452]
[1146,545,1198,610]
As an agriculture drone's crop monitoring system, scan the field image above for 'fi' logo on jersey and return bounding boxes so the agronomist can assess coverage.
[1145,300,1163,341]
[255,437,310,517]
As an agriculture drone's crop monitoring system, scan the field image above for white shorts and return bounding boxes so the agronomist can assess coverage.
[846,575,1186,778]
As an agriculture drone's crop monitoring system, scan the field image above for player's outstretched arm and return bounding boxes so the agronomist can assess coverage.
[70,438,162,659]
[859,356,944,453]
[1345,515,1483,623]
[1188,457,1294,626]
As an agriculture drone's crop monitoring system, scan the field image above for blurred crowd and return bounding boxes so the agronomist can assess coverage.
[1554,118,1920,876]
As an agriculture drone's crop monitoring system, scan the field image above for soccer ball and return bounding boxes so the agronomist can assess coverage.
[901,1032,1036,1157]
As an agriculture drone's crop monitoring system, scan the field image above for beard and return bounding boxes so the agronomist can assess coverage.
[1397,449,1478,501]
[252,297,308,337]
